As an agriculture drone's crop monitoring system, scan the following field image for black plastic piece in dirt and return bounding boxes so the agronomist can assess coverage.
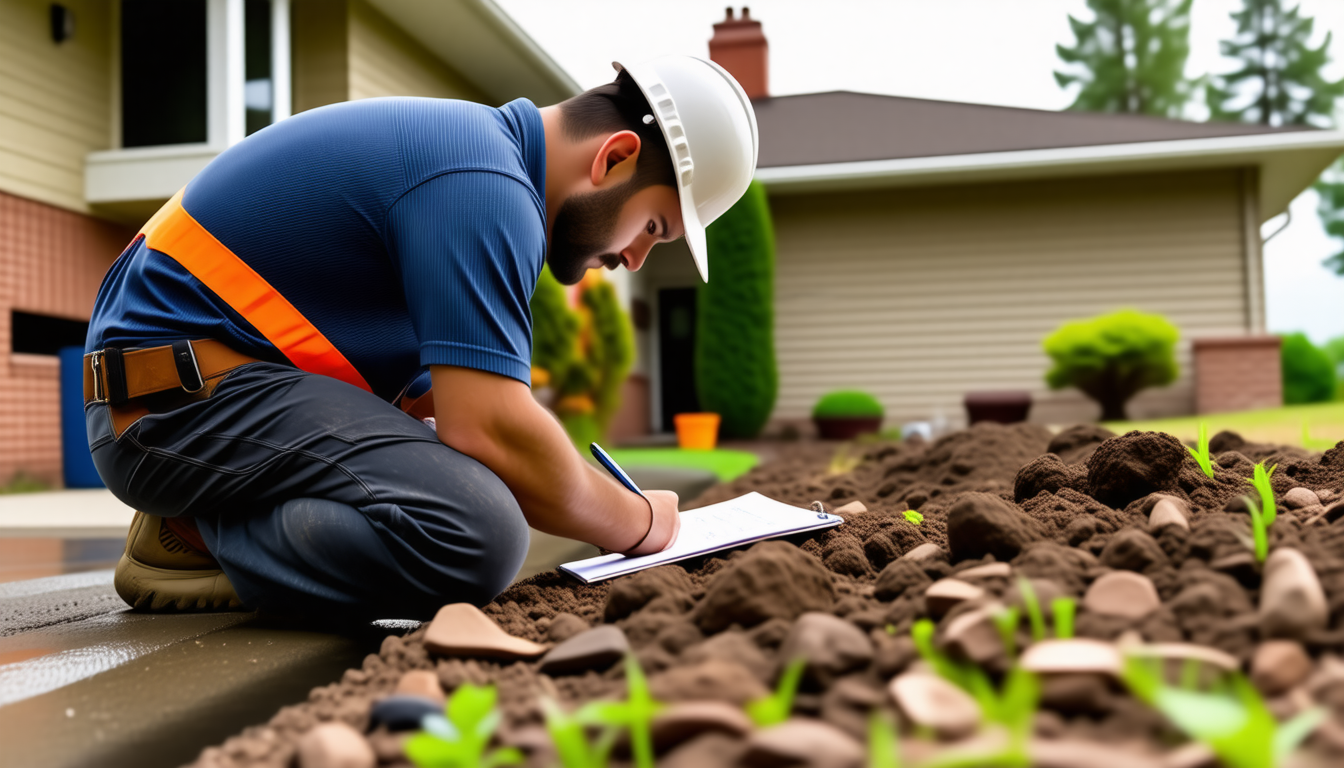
[368,695,442,732]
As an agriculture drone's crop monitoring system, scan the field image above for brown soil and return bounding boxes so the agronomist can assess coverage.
[191,424,1344,768]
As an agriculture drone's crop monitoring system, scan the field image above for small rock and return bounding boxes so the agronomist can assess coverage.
[1127,643,1238,672]
[548,612,589,642]
[945,493,1043,563]
[660,732,745,768]
[394,670,444,706]
[1318,488,1337,503]
[297,722,376,768]
[923,578,986,619]
[889,672,981,740]
[941,604,1006,666]
[1259,548,1329,640]
[1019,639,1123,676]
[873,558,932,601]
[539,625,630,676]
[1083,571,1161,620]
[1038,673,1114,716]
[1283,487,1321,510]
[423,603,549,659]
[1099,528,1168,572]
[693,542,835,633]
[650,660,769,706]
[368,695,441,732]
[1251,640,1312,696]
[901,542,946,563]
[651,701,753,751]
[741,718,864,768]
[1032,739,1162,768]
[833,500,868,515]
[777,612,874,687]
[956,562,1012,580]
[682,631,773,683]
[1148,499,1190,532]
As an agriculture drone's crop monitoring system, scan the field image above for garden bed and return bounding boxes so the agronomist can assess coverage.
[192,423,1344,768]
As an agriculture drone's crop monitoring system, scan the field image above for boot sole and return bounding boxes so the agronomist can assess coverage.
[114,552,246,612]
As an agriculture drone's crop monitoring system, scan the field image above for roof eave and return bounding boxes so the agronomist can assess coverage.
[365,0,581,105]
[755,130,1344,223]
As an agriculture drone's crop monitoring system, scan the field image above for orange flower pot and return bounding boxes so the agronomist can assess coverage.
[674,412,721,450]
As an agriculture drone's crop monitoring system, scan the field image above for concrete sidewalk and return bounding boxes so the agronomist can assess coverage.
[0,489,135,539]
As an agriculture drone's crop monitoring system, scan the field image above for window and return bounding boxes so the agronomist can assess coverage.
[244,0,273,136]
[12,312,90,356]
[121,0,209,147]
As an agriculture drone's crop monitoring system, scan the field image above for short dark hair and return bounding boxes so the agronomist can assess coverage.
[558,70,678,192]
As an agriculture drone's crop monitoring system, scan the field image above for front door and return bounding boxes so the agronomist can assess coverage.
[658,287,699,431]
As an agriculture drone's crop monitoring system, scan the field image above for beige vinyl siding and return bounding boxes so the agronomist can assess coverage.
[769,168,1251,428]
[348,0,490,104]
[0,0,111,213]
[292,0,350,114]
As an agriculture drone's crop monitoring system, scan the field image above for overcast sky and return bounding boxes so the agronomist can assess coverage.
[499,0,1344,344]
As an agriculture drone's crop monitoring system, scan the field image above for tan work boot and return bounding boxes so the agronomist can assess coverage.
[114,511,246,611]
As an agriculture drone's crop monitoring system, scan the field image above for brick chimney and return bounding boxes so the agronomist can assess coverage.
[709,7,768,99]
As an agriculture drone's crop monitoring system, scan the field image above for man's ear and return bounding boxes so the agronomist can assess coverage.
[590,130,642,186]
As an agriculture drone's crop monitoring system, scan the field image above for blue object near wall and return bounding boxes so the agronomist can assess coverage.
[60,346,103,488]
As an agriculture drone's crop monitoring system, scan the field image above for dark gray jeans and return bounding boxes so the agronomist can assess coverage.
[87,362,529,620]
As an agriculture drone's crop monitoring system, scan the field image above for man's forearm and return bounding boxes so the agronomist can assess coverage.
[428,366,666,552]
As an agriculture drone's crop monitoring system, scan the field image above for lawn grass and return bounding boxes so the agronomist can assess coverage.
[605,448,760,482]
[1103,401,1344,449]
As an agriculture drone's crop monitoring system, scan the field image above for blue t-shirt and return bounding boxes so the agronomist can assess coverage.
[87,97,547,401]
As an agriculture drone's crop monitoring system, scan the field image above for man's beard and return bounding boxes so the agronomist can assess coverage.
[547,181,637,285]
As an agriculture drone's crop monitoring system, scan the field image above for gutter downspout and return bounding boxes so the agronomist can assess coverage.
[1242,167,1266,333]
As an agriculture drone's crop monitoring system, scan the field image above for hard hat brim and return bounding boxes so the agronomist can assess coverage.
[680,193,708,283]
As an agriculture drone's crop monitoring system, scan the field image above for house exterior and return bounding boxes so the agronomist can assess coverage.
[624,9,1344,437]
[0,0,576,485]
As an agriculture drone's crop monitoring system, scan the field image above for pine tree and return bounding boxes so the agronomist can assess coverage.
[1054,0,1197,117]
[1207,0,1344,126]
[1316,168,1344,276]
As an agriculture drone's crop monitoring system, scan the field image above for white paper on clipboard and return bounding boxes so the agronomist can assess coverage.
[559,492,843,584]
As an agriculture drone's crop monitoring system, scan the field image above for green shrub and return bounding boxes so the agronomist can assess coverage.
[529,265,580,388]
[581,276,634,434]
[1281,332,1336,404]
[1043,309,1179,421]
[812,390,884,419]
[695,180,778,439]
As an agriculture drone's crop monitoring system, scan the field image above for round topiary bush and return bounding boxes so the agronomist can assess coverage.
[812,390,885,419]
[1042,309,1179,421]
[1281,332,1337,404]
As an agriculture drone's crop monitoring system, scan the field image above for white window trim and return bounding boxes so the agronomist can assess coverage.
[87,0,291,205]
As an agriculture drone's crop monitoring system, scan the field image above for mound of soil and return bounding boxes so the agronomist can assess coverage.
[192,425,1344,768]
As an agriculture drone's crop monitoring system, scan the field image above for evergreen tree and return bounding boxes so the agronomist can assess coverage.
[1054,0,1196,117]
[1317,170,1344,276]
[1207,0,1344,126]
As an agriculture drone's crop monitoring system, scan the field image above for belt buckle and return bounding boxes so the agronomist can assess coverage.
[91,351,106,403]
[174,341,205,393]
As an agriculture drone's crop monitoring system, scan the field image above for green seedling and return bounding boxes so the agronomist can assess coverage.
[574,655,663,768]
[867,710,903,768]
[992,606,1021,660]
[1051,596,1076,639]
[903,509,924,526]
[746,657,806,727]
[1186,422,1218,479]
[1016,578,1046,643]
[1245,461,1278,528]
[1122,656,1325,768]
[910,619,1040,739]
[407,684,523,768]
[541,697,617,768]
[1245,495,1269,564]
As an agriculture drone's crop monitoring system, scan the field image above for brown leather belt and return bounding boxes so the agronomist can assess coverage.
[84,340,262,438]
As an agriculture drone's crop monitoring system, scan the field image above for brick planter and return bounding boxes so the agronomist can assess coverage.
[1192,336,1282,414]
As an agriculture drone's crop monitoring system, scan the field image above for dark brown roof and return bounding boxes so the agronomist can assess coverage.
[754,91,1313,168]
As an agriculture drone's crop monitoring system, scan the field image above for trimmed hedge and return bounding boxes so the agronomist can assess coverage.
[813,390,885,419]
[694,181,778,439]
[1043,309,1179,421]
[1281,332,1337,404]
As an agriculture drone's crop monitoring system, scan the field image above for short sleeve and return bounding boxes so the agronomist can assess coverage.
[386,172,544,384]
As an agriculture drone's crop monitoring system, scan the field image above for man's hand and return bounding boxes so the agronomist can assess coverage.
[428,365,681,553]
[625,489,681,556]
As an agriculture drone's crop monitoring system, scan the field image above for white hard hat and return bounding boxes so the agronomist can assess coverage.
[617,56,759,282]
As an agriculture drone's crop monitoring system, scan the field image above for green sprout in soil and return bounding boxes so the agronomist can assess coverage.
[1016,578,1047,643]
[1186,422,1218,479]
[910,618,1040,744]
[541,697,616,768]
[407,683,523,768]
[868,710,903,768]
[992,606,1021,659]
[577,655,662,768]
[1245,461,1278,528]
[1245,495,1269,564]
[1051,597,1076,639]
[903,509,924,526]
[747,657,806,727]
[1121,656,1325,768]
[828,445,865,476]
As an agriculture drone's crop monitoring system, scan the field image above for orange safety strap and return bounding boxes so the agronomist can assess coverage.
[138,189,373,393]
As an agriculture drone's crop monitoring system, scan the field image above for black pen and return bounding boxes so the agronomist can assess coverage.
[590,442,645,497]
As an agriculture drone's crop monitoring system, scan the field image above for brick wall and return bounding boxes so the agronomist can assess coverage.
[1192,336,1283,415]
[0,191,133,485]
